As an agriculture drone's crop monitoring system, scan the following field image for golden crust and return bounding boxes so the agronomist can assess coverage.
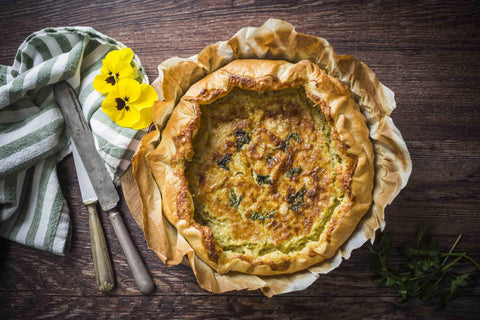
[147,59,374,275]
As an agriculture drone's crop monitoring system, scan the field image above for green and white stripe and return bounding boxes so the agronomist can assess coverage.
[0,27,149,255]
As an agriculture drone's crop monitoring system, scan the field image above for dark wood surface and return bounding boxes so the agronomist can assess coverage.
[1,1,480,319]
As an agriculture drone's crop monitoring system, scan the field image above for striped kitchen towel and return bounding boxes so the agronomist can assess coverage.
[0,27,149,255]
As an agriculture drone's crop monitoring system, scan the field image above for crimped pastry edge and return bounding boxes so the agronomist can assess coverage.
[147,59,374,275]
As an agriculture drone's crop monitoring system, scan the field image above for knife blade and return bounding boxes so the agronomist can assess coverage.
[54,81,155,295]
[72,142,115,292]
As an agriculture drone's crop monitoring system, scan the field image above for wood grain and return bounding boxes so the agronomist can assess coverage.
[1,0,480,319]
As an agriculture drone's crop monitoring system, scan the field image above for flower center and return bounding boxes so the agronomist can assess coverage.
[106,72,120,86]
[115,97,130,111]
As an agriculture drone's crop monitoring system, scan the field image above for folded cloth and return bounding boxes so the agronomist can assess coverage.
[0,27,149,255]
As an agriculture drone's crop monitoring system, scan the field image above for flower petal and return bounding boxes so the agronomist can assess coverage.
[113,105,142,128]
[101,55,118,74]
[130,83,158,110]
[117,63,135,80]
[118,47,134,64]
[93,73,115,94]
[102,92,125,123]
[117,79,141,102]
[103,92,141,128]
[104,50,121,64]
[99,63,111,75]
[101,49,134,80]
[130,106,153,130]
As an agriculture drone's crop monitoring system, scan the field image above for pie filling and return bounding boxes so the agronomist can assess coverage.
[185,87,348,257]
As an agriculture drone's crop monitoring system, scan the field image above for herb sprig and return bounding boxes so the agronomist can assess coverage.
[286,166,302,178]
[216,153,232,171]
[249,210,276,223]
[287,185,306,212]
[234,129,251,151]
[255,174,272,185]
[367,222,480,307]
[228,188,242,208]
[284,132,301,151]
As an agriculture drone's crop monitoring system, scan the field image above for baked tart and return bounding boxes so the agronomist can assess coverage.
[147,59,375,276]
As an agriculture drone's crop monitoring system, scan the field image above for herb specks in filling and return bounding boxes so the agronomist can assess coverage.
[234,129,251,151]
[265,154,273,164]
[286,166,302,178]
[228,188,242,208]
[287,185,307,212]
[255,173,272,185]
[216,153,232,170]
[249,210,276,223]
[284,132,301,151]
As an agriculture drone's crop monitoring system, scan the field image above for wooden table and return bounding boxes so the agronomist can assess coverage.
[1,1,479,319]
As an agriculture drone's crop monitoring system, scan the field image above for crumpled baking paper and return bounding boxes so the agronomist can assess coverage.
[123,18,412,297]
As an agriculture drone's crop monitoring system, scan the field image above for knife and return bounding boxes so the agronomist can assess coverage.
[54,81,155,295]
[72,141,115,293]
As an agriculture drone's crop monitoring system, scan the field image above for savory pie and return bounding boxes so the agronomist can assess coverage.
[148,59,375,275]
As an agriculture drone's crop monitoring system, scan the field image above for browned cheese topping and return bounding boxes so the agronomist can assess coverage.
[185,87,346,256]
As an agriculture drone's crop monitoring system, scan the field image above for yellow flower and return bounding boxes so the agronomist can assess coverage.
[102,79,158,130]
[93,47,135,94]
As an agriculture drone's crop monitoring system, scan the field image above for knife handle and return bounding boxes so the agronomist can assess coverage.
[87,203,115,293]
[108,209,155,295]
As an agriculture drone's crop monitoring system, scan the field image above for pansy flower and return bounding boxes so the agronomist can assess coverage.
[93,47,135,94]
[101,79,158,130]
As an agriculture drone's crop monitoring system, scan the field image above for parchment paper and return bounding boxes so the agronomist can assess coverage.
[125,18,412,297]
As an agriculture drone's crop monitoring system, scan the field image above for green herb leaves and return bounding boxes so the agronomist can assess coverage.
[286,166,302,178]
[234,129,251,151]
[228,188,242,208]
[367,222,480,307]
[265,154,273,164]
[255,173,272,185]
[284,132,301,151]
[216,153,232,171]
[249,209,276,223]
[287,185,306,212]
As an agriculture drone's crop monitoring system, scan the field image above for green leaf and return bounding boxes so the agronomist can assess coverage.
[249,209,275,223]
[451,273,470,292]
[287,185,306,212]
[265,154,273,164]
[228,188,242,208]
[255,174,272,185]
[265,210,276,219]
[216,153,232,171]
[234,129,251,151]
[367,222,480,308]
[284,132,301,151]
[286,166,302,178]
[399,243,415,260]
[249,210,265,222]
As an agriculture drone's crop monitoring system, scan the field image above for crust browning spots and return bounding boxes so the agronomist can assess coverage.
[337,158,358,198]
[268,259,291,271]
[175,169,195,220]
[264,101,302,119]
[278,151,294,175]
[325,202,353,241]
[197,88,226,101]
[172,111,201,161]
[198,225,221,263]
[176,190,191,220]
[230,75,257,89]
[255,127,284,149]
[308,93,334,124]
